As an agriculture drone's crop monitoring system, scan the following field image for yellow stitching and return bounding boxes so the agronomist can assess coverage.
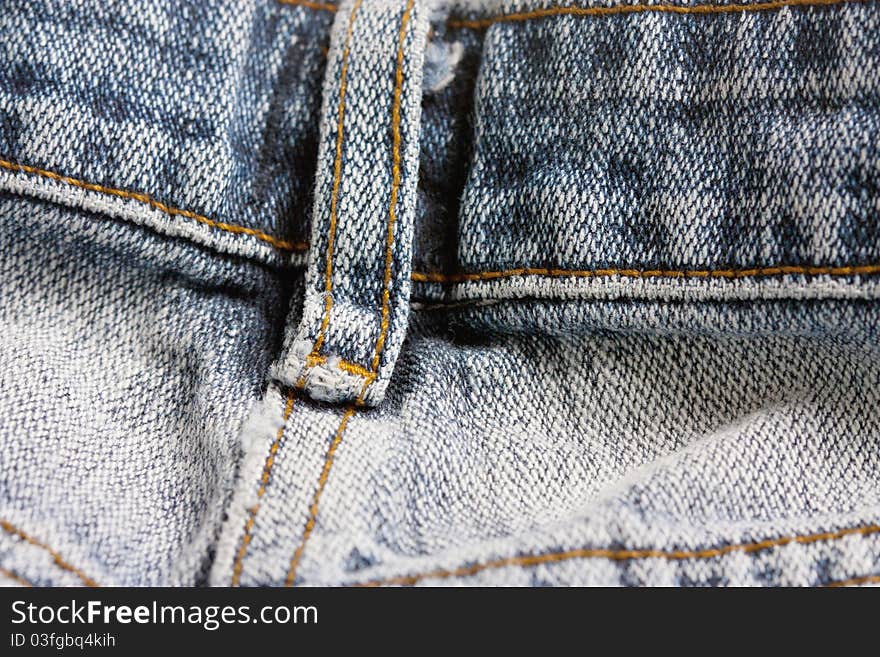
[0,566,33,587]
[277,0,339,11]
[447,0,870,29]
[825,573,880,587]
[284,3,416,585]
[305,353,377,381]
[308,0,363,361]
[301,0,412,386]
[0,518,99,587]
[354,522,880,586]
[285,403,357,586]
[370,0,416,374]
[411,263,880,284]
[230,393,296,587]
[0,158,307,253]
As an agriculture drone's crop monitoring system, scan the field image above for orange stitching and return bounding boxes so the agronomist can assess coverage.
[305,353,377,381]
[370,0,416,374]
[0,518,99,587]
[230,393,296,587]
[284,0,415,586]
[308,0,363,361]
[302,0,412,384]
[447,0,870,29]
[825,573,880,587]
[411,263,880,284]
[0,158,307,253]
[354,522,880,586]
[285,403,357,586]
[277,0,338,11]
[0,566,33,587]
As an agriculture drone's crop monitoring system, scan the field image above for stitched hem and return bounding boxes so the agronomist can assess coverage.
[273,0,872,26]
[272,342,375,404]
[411,269,880,303]
[0,158,308,266]
[307,0,364,362]
[368,0,417,376]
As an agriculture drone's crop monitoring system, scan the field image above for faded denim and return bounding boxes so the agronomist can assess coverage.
[1,0,879,587]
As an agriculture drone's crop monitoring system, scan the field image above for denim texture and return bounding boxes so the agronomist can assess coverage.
[2,0,880,588]
[457,1,880,281]
[0,0,331,265]
[273,0,430,406]
[214,307,880,586]
[0,193,287,586]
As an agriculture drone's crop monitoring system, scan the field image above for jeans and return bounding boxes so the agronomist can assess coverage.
[1,0,879,587]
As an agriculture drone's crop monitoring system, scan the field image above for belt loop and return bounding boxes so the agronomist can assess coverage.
[272,0,430,406]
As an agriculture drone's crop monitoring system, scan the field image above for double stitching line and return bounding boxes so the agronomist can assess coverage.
[355,522,880,586]
[229,393,296,587]
[284,0,417,587]
[0,518,99,587]
[369,0,415,377]
[284,403,357,586]
[447,0,871,29]
[0,159,307,253]
[231,0,365,587]
[306,0,363,365]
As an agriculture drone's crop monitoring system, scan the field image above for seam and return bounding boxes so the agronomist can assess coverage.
[353,522,880,586]
[285,403,357,586]
[305,353,377,381]
[0,566,33,587]
[369,0,416,375]
[277,0,339,11]
[229,392,296,587]
[410,298,504,311]
[307,0,363,363]
[411,263,880,284]
[0,518,99,587]
[0,158,307,253]
[284,0,415,586]
[272,0,865,24]
[447,0,870,29]
[825,573,880,587]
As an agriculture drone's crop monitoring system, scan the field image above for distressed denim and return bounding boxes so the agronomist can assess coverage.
[1,0,880,587]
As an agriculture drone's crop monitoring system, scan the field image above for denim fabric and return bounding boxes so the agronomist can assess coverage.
[273,0,430,406]
[2,0,880,588]
[0,193,288,586]
[456,1,880,281]
[0,0,331,265]
[213,307,880,586]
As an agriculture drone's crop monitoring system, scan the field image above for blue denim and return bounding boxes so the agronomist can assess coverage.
[273,0,430,406]
[1,0,880,587]
[0,0,330,265]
